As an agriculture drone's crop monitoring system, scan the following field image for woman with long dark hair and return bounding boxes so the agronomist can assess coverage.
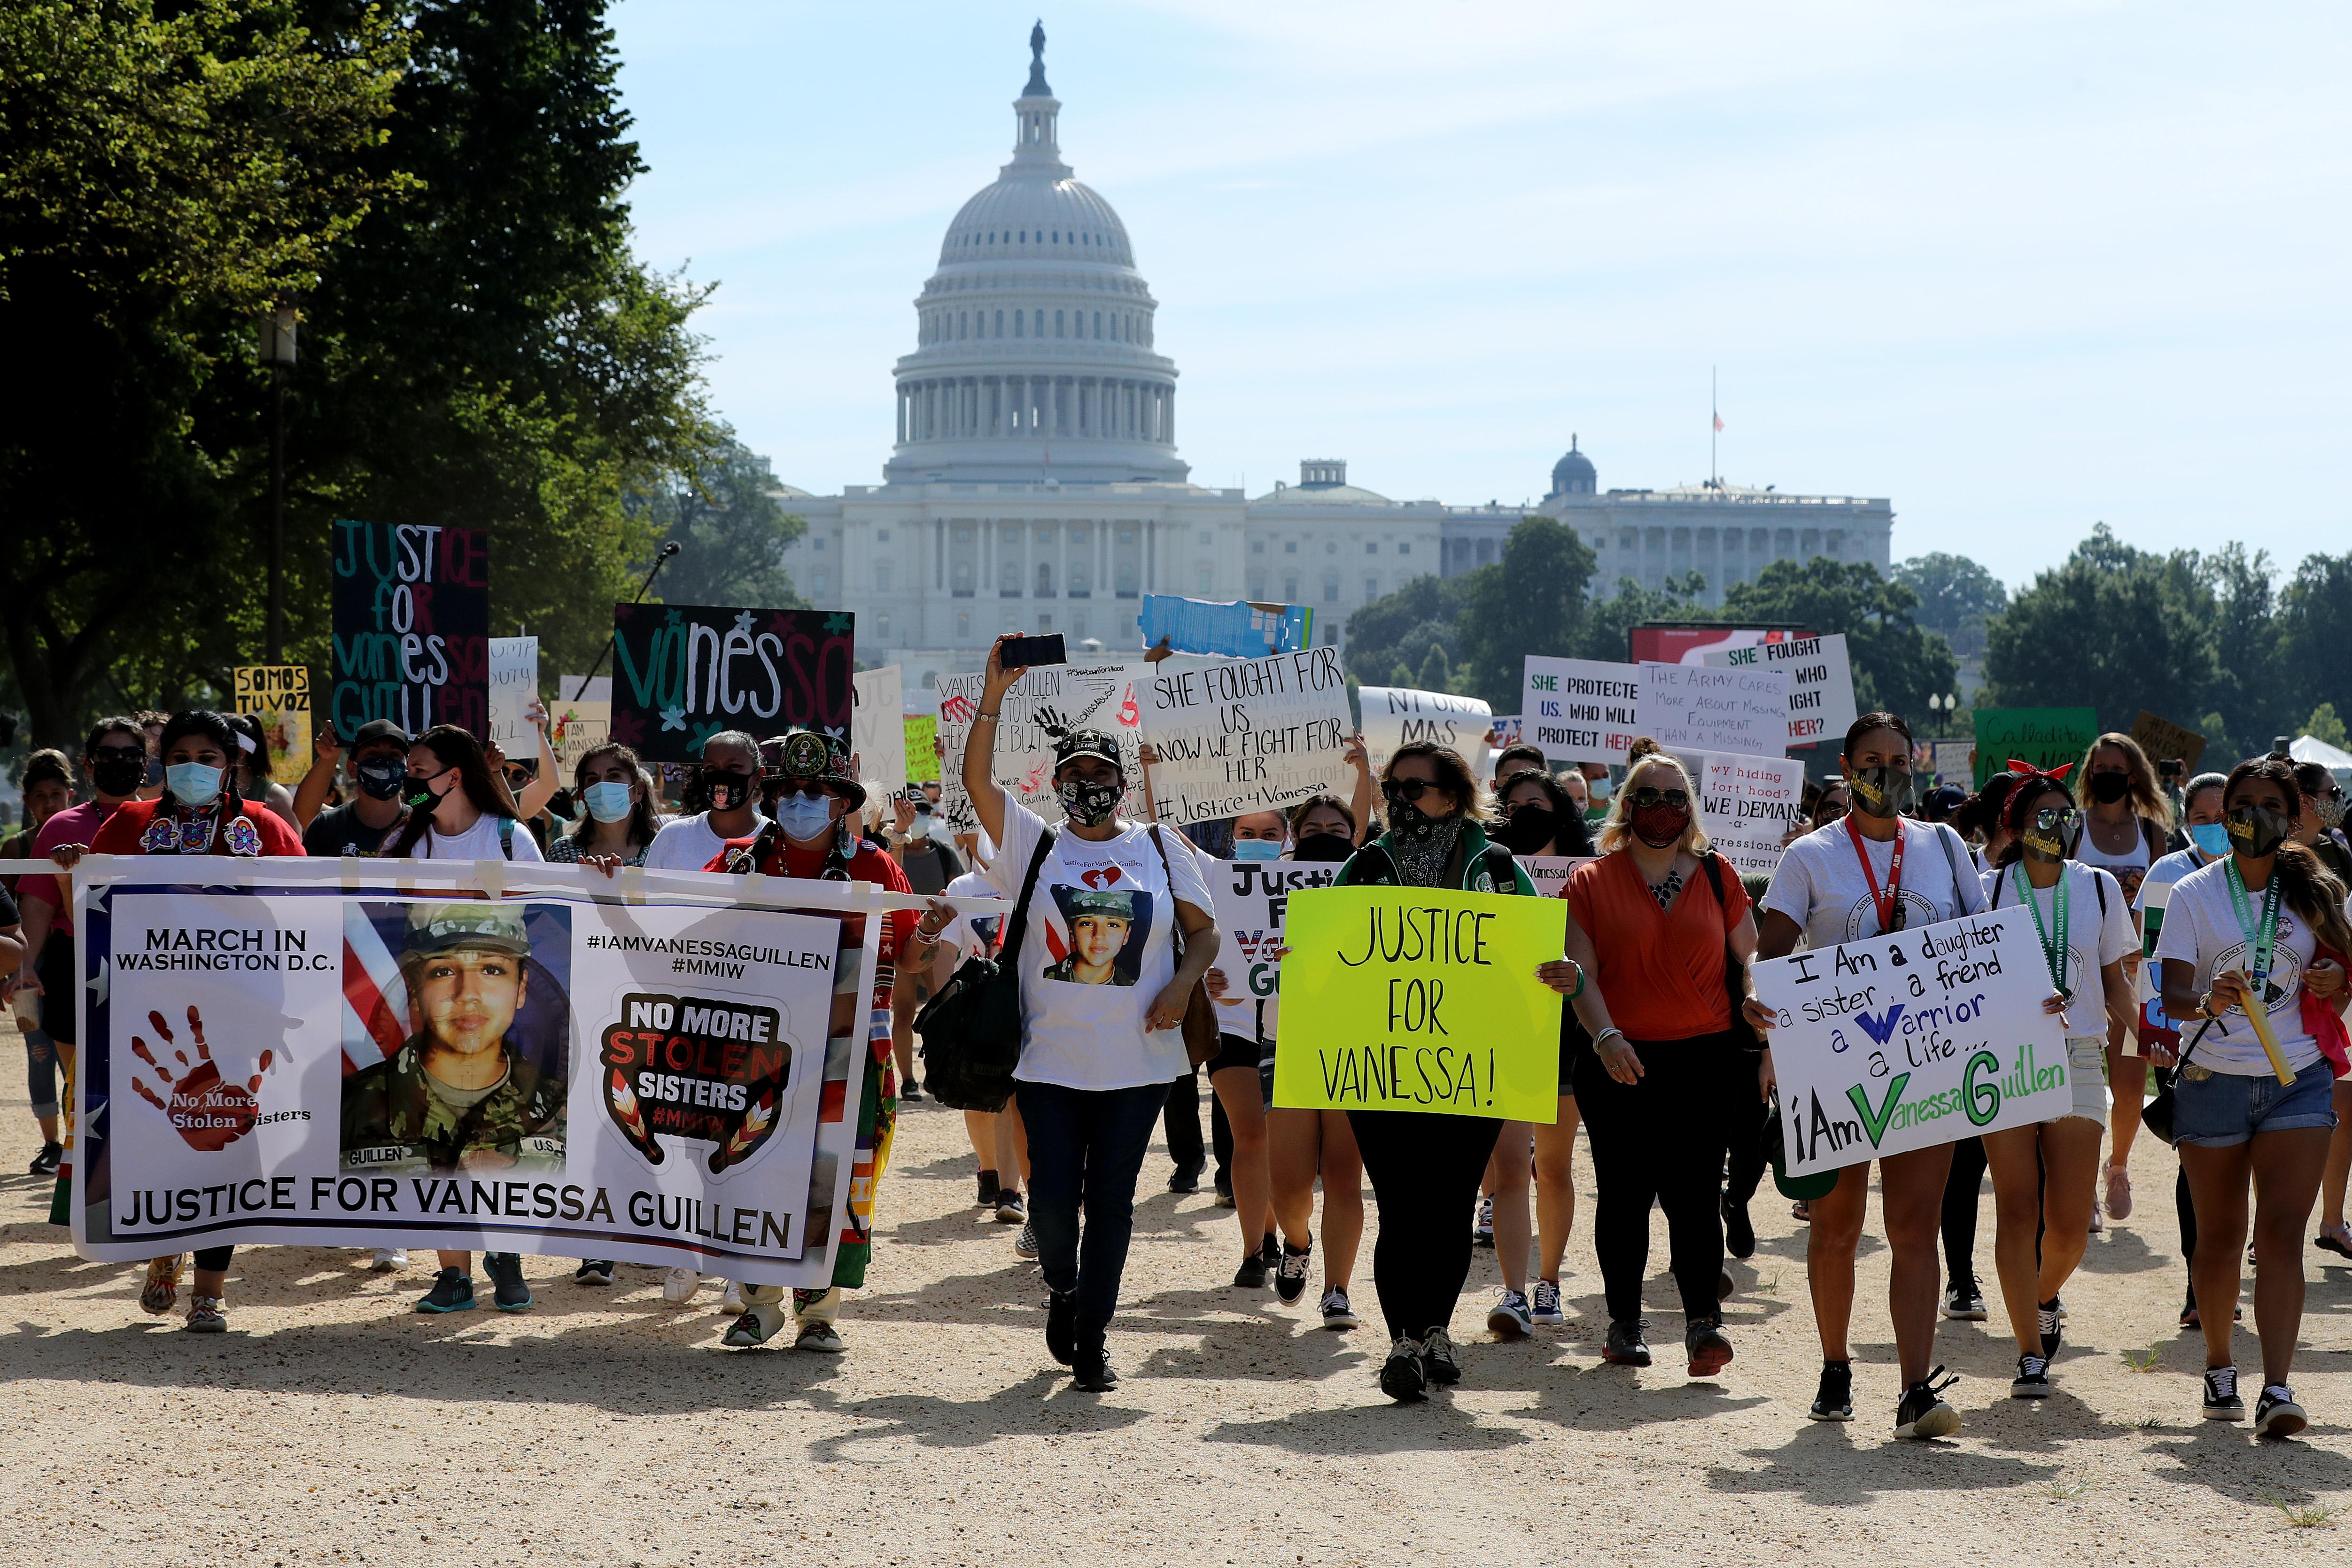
[2073,732,2173,1226]
[1332,741,1545,1401]
[2157,758,2349,1436]
[548,743,663,872]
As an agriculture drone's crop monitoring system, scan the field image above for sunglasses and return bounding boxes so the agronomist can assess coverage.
[90,745,145,762]
[771,783,841,800]
[2033,806,2082,832]
[1629,787,1690,810]
[1816,801,1849,823]
[1382,778,1447,802]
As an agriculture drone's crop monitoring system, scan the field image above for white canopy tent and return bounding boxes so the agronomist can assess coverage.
[2290,733,2352,776]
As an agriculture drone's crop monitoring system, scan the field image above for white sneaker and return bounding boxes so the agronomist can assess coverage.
[369,1248,408,1273]
[661,1266,702,1304]
[720,1279,746,1314]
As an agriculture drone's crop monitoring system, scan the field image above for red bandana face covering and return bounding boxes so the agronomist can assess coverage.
[1631,802,1690,848]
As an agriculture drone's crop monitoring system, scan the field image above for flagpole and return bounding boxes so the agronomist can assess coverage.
[1710,365,1717,487]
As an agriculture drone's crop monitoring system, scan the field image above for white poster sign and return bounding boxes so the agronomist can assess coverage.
[1207,859,1340,1044]
[1641,661,1790,759]
[1359,686,1492,776]
[1675,749,1805,876]
[1702,634,1857,749]
[1516,854,1595,899]
[489,637,539,753]
[551,676,610,776]
[852,664,908,798]
[935,662,1145,831]
[1750,905,2071,1175]
[1140,647,1352,826]
[1521,657,1644,767]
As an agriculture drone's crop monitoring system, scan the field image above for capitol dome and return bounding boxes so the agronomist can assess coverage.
[1548,435,1596,498]
[885,24,1186,485]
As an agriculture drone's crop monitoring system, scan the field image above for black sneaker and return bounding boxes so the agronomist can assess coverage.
[415,1268,475,1314]
[2202,1365,2244,1421]
[1259,1232,1280,1270]
[1213,1169,1235,1207]
[1275,1241,1312,1306]
[1168,1160,1203,1195]
[1894,1366,1962,1439]
[1381,1336,1428,1402]
[1685,1318,1734,1378]
[484,1252,532,1312]
[1071,1349,1118,1392]
[1233,1251,1269,1289]
[1603,1318,1652,1367]
[1943,1275,1988,1321]
[1721,1191,1755,1259]
[29,1141,62,1176]
[2011,1354,2053,1397]
[994,1188,1026,1225]
[900,1082,926,1102]
[1809,1360,1855,1421]
[976,1169,1001,1208]
[572,1260,614,1287]
[1045,1287,1078,1366]
[2037,1297,2062,1359]
[1421,1325,1462,1385]
[2254,1384,2308,1439]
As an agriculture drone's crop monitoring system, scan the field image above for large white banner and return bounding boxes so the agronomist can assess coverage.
[1750,905,2071,1175]
[1140,647,1352,826]
[1206,858,1339,1045]
[852,664,908,799]
[1521,657,1644,767]
[1702,633,1857,749]
[1641,661,1789,758]
[68,861,939,1286]
[1359,685,1492,776]
[935,661,1145,831]
[488,637,539,754]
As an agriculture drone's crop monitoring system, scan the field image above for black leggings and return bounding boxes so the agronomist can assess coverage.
[193,1247,232,1272]
[1723,1050,1767,1206]
[1941,1136,1987,1282]
[1573,1031,1745,1323]
[2178,1163,2199,1306]
[1347,1109,1502,1341]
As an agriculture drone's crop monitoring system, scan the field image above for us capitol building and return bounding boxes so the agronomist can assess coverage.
[775,27,1894,693]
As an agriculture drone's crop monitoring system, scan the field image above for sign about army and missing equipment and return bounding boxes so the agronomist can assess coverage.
[1141,647,1352,826]
[1641,661,1790,759]
[1208,858,1340,1044]
[608,603,856,764]
[1521,656,1644,767]
[1701,634,1856,748]
[70,863,890,1287]
[329,518,489,742]
[1748,904,2070,1176]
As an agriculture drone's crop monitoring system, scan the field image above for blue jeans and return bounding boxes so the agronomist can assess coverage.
[23,1026,58,1121]
[1015,1077,1173,1349]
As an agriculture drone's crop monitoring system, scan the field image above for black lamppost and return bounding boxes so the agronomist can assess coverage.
[572,541,683,701]
[259,307,299,662]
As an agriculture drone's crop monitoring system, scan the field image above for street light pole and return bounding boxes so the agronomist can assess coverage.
[260,308,299,663]
[572,541,683,701]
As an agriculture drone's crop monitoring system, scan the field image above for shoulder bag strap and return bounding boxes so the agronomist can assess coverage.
[498,817,515,861]
[996,825,1058,969]
[1148,825,1186,960]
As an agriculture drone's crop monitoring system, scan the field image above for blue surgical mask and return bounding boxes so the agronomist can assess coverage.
[583,781,635,823]
[165,762,225,808]
[1232,838,1283,862]
[775,793,835,841]
[2189,823,2230,860]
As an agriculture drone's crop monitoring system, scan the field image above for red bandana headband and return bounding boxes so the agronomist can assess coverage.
[2004,758,2073,788]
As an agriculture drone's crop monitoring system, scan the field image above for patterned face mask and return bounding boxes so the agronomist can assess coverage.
[1847,766,1912,819]
[1056,776,1121,827]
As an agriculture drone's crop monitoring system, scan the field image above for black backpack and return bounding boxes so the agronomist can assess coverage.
[912,827,1056,1113]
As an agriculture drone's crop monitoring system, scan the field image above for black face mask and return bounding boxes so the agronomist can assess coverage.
[1499,806,1557,854]
[1056,777,1122,828]
[88,751,147,798]
[1292,831,1355,863]
[1848,766,1912,819]
[2088,771,2129,804]
[355,757,407,801]
[2226,804,2292,859]
[701,768,754,812]
[403,773,449,815]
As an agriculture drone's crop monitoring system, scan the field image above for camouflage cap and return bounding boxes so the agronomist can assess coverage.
[1063,888,1135,919]
[401,902,531,963]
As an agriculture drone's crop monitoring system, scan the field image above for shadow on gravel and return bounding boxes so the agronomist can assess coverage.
[2144,1426,2352,1506]
[1707,1426,2060,1503]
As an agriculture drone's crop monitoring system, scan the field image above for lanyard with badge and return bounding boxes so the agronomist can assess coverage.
[1846,815,1905,932]
[2010,863,2069,999]
[2221,858,2282,1015]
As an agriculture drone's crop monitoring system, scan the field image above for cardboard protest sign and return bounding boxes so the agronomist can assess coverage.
[70,860,901,1286]
[1515,854,1594,899]
[903,714,940,782]
[1521,657,1644,766]
[1678,750,1804,876]
[1930,740,1975,785]
[488,637,539,756]
[1358,685,1491,777]
[329,518,489,741]
[1208,859,1340,1044]
[2130,710,2207,770]
[1641,661,1790,758]
[1138,595,1312,658]
[852,665,907,798]
[549,675,610,775]
[232,665,311,784]
[1749,904,2071,1175]
[1702,634,1855,748]
[1140,647,1352,826]
[608,604,854,764]
[935,662,1144,831]
[1972,707,2098,790]
[1273,887,1564,1122]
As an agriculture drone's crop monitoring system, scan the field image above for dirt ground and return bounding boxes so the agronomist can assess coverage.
[2,1016,2348,1566]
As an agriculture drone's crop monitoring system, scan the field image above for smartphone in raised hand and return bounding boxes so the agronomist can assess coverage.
[998,633,1066,671]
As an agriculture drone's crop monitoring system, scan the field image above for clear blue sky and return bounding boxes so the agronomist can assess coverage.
[608,1,2352,590]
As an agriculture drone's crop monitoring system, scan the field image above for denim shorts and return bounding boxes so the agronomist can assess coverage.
[2173,1057,2340,1148]
[2050,1036,2111,1126]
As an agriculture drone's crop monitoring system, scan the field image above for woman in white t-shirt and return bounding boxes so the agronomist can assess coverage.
[2072,732,2173,1226]
[1975,772,2135,1399]
[1751,711,1987,1440]
[2155,756,2350,1437]
[963,636,1221,1393]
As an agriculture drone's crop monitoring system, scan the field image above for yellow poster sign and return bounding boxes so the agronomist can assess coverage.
[903,714,940,782]
[232,665,311,784]
[1272,887,1565,1122]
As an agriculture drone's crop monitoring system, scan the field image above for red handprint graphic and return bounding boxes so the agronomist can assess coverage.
[130,1006,278,1152]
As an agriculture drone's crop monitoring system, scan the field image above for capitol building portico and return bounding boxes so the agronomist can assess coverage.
[775,26,1894,696]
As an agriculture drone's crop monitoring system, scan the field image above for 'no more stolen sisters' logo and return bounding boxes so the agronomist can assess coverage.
[599,992,795,1173]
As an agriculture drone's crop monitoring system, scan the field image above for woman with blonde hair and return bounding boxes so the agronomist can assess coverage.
[1537,745,1760,1376]
[2073,731,2173,1225]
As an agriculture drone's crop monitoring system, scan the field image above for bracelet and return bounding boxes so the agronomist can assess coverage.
[1567,965,1586,1001]
[975,711,1001,722]
[1593,1026,1625,1052]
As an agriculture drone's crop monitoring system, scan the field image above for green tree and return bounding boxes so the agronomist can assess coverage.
[1894,553,2008,660]
[627,439,808,609]
[1414,641,1455,694]
[1723,559,1957,718]
[2194,543,2287,756]
[2277,553,2352,737]
[1572,572,1717,663]
[1982,526,2220,737]
[2305,704,2350,749]
[1452,516,1597,707]
[1343,574,1467,689]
